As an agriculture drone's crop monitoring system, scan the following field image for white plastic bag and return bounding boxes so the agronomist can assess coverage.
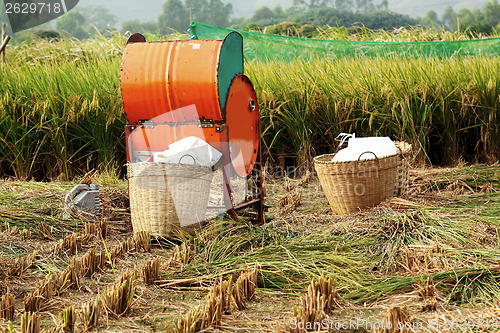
[149,136,222,167]
[332,135,397,162]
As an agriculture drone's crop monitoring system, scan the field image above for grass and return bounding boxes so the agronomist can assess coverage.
[0,29,498,330]
[0,165,498,331]
[0,181,81,234]
[248,56,500,167]
[0,31,498,179]
[0,41,124,180]
[156,166,499,301]
[264,23,497,42]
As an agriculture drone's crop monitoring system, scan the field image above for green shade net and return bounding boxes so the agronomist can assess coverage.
[189,21,500,61]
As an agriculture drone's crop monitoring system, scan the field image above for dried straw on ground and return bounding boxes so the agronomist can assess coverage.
[415,278,437,312]
[232,265,259,310]
[110,232,151,259]
[80,249,107,278]
[52,222,102,256]
[0,288,15,321]
[24,276,56,312]
[36,222,53,240]
[279,180,301,215]
[58,306,75,333]
[279,275,341,333]
[81,298,101,332]
[373,306,412,333]
[166,305,208,333]
[8,251,36,276]
[102,270,136,317]
[141,257,161,285]
[166,266,260,333]
[21,312,40,333]
[206,277,231,328]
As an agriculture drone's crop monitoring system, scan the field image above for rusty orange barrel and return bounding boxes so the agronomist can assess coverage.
[120,32,243,123]
[126,74,260,178]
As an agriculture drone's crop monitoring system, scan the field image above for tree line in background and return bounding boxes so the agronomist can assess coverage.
[423,0,500,35]
[1,0,500,40]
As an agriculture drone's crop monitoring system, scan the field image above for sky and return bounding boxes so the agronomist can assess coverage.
[1,0,490,31]
[76,0,295,23]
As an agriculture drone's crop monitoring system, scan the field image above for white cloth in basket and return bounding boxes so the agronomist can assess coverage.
[332,136,397,162]
[149,136,222,167]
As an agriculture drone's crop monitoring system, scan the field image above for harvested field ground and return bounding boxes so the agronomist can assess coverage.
[0,165,499,332]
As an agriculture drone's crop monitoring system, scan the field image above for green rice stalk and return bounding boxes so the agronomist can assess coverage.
[58,306,75,333]
[21,312,40,333]
[0,322,15,333]
[99,230,116,278]
[351,266,500,304]
[247,55,500,166]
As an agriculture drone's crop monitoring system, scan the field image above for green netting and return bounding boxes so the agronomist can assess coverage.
[189,21,500,61]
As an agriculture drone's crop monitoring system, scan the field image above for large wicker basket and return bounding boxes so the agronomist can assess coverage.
[394,141,412,197]
[127,162,214,237]
[314,152,399,215]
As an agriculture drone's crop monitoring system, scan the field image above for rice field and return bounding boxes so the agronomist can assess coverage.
[250,56,499,167]
[0,28,499,332]
[0,165,498,332]
[0,32,499,180]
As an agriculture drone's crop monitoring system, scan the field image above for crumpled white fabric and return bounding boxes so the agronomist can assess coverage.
[149,136,222,167]
[332,136,397,162]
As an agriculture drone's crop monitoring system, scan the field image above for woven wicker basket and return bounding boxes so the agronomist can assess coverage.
[314,152,399,215]
[127,162,214,237]
[394,141,412,196]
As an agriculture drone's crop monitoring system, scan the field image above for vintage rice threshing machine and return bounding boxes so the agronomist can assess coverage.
[120,32,264,236]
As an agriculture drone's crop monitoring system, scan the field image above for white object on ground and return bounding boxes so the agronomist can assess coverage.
[332,136,397,162]
[150,136,222,167]
[64,184,100,218]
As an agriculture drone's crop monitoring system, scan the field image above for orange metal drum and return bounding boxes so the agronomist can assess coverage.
[225,75,260,177]
[120,32,243,124]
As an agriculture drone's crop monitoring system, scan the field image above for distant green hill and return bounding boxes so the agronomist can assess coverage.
[77,0,164,24]
[76,0,293,25]
[388,0,487,17]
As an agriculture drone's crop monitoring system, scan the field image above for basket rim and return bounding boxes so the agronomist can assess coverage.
[313,152,398,165]
[126,161,213,172]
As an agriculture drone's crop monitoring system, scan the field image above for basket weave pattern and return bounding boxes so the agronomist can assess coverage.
[314,153,399,215]
[394,141,412,197]
[127,162,214,236]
